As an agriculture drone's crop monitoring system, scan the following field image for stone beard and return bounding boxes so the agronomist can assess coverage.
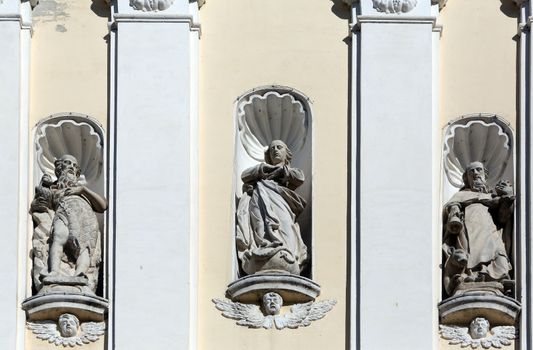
[442,161,514,296]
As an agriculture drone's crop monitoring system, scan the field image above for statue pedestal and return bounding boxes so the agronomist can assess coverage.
[438,284,521,326]
[22,293,108,322]
[226,270,320,304]
[37,275,95,295]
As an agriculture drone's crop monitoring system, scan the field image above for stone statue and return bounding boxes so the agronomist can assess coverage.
[442,161,514,296]
[236,140,308,275]
[30,154,108,294]
[58,313,80,338]
[27,313,106,346]
[440,317,516,349]
[213,294,336,330]
[262,292,283,316]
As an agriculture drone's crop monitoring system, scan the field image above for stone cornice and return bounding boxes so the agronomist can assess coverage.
[103,0,204,8]
[344,0,447,10]
[109,13,201,34]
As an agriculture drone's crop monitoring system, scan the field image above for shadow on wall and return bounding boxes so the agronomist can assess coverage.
[500,0,519,18]
[91,0,110,18]
[330,0,351,21]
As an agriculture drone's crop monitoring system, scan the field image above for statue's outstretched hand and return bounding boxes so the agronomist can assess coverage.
[64,186,86,197]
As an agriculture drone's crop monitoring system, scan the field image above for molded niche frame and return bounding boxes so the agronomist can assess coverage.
[232,85,314,280]
[31,112,107,297]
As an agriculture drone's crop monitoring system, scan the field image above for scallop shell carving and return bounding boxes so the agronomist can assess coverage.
[373,0,417,14]
[238,91,308,161]
[443,118,512,188]
[130,0,174,11]
[35,119,103,183]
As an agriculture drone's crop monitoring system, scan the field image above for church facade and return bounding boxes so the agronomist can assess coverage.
[0,0,531,349]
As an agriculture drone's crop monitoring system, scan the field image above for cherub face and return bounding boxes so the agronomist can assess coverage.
[469,317,490,339]
[262,292,283,315]
[58,314,79,338]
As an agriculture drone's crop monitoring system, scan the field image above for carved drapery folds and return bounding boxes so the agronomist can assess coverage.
[23,113,108,346]
[438,114,520,347]
[213,87,334,329]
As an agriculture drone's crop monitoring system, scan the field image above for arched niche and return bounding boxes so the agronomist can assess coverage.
[31,112,106,296]
[438,114,520,327]
[442,114,514,202]
[233,86,313,279]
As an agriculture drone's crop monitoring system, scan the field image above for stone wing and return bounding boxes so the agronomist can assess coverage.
[212,298,267,328]
[439,325,472,347]
[279,300,337,329]
[483,326,516,348]
[80,322,106,344]
[27,321,60,343]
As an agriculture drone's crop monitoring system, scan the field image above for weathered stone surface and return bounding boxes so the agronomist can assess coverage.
[442,162,514,298]
[226,271,320,304]
[27,313,105,347]
[439,292,520,326]
[22,293,108,322]
[440,317,516,349]
[212,295,336,330]
[29,154,108,295]
[236,140,308,276]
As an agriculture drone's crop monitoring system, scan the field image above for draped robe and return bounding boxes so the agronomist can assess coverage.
[236,163,308,275]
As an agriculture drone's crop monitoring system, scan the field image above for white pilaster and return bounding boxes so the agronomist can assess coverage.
[348,1,438,349]
[109,1,200,349]
[0,1,32,349]
[519,1,532,348]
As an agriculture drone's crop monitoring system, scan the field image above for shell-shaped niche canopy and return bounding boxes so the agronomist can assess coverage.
[443,114,513,188]
[35,113,104,186]
[238,91,308,161]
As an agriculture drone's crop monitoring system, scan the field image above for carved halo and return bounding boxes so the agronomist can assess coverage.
[35,114,104,184]
[443,115,513,188]
[237,91,308,162]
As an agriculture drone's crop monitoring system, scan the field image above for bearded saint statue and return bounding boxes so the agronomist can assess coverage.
[442,161,514,296]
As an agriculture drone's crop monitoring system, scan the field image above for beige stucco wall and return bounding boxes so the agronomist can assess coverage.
[198,0,349,348]
[26,2,109,348]
[439,3,518,349]
[439,0,518,129]
[30,0,109,128]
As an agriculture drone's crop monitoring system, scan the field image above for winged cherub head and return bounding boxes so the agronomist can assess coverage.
[262,292,283,316]
[469,317,490,339]
[58,313,80,338]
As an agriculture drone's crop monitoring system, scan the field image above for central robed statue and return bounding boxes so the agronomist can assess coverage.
[236,140,308,275]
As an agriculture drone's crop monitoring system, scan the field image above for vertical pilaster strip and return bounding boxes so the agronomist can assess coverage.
[0,1,31,349]
[109,1,200,349]
[522,1,533,348]
[349,1,437,349]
